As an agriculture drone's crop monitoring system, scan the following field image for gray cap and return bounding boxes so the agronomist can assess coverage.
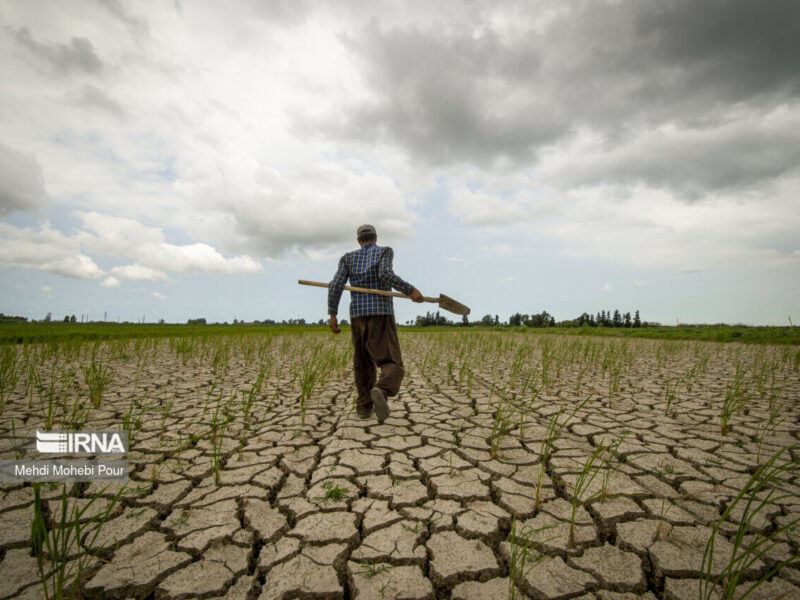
[357,224,376,238]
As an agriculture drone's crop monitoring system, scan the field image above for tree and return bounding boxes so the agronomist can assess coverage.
[44,312,52,322]
[461,314,469,326]
[624,312,632,328]
[494,315,499,326]
[613,309,622,327]
[549,316,556,327]
[70,315,77,323]
[480,314,494,326]
[633,310,641,328]
[63,315,69,323]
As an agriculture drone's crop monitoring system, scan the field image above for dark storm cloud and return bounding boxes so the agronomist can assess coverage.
[69,85,126,118]
[634,0,800,104]
[299,0,800,194]
[553,123,800,199]
[12,27,103,75]
[0,143,48,215]
[304,22,567,165]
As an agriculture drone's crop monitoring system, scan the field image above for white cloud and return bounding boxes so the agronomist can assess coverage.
[601,284,613,292]
[79,212,164,257]
[40,285,52,292]
[634,280,649,287]
[81,212,263,275]
[499,276,515,282]
[152,291,166,300]
[142,243,262,275]
[0,222,103,279]
[449,186,526,226]
[110,264,168,282]
[101,276,120,288]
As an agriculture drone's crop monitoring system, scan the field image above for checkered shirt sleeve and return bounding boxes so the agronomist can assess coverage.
[327,243,415,319]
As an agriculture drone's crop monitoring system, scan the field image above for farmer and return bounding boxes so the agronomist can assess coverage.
[328,224,424,422]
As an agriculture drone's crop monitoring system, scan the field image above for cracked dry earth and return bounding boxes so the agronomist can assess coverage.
[1,332,799,600]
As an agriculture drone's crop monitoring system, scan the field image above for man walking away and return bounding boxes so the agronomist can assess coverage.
[328,224,423,423]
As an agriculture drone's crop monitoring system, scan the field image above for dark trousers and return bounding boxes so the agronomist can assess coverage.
[350,315,405,407]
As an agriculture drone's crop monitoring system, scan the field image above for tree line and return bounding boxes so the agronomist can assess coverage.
[412,309,654,328]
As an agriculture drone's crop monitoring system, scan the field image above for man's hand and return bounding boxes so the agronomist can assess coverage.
[328,315,341,334]
[409,288,424,303]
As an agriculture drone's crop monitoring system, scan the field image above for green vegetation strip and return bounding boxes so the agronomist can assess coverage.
[401,325,800,345]
[0,323,328,345]
[2,322,798,345]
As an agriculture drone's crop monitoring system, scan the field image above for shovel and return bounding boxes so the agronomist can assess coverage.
[298,280,470,315]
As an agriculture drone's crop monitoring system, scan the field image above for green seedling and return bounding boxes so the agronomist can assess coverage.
[663,376,682,416]
[209,395,231,485]
[507,517,557,599]
[31,482,126,600]
[489,395,515,460]
[700,445,800,600]
[755,402,785,464]
[316,480,349,504]
[0,345,21,414]
[82,351,113,409]
[159,390,175,439]
[565,441,615,548]
[60,395,90,431]
[26,361,42,408]
[535,396,591,511]
[241,367,265,427]
[597,433,626,501]
[121,394,149,447]
[720,363,751,435]
[358,559,390,579]
[10,417,25,459]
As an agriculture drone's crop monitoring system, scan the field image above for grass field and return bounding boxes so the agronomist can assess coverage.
[0,328,798,599]
[2,321,799,345]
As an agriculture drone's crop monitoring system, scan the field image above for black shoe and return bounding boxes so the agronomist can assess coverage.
[356,403,374,419]
[371,388,389,423]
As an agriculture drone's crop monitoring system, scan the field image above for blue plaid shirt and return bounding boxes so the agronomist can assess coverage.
[328,242,415,319]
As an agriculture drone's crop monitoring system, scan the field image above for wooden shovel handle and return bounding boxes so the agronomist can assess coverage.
[298,280,437,303]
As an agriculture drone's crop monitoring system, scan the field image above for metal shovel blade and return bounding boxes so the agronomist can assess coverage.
[439,294,470,315]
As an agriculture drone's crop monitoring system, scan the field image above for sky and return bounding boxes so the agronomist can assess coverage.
[1,0,798,326]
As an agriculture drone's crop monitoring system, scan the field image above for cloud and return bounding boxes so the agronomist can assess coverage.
[300,0,800,177]
[633,280,649,287]
[80,212,262,276]
[0,222,103,279]
[0,143,48,215]
[542,117,800,198]
[540,178,800,271]
[110,264,168,282]
[152,291,166,300]
[449,186,526,226]
[601,284,613,292]
[12,27,104,75]
[40,286,52,292]
[101,276,120,288]
[177,162,415,258]
[67,85,126,118]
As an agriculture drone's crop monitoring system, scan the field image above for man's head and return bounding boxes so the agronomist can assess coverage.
[357,224,377,245]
